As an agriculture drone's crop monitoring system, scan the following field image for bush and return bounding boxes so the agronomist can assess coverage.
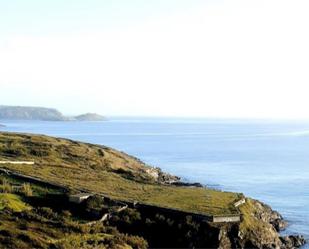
[85,195,104,210]
[37,207,57,219]
[61,210,72,219]
[119,234,148,249]
[1,179,12,193]
[21,183,33,197]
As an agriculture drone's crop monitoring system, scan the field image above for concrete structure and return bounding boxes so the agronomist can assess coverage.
[0,161,34,165]
[234,198,246,208]
[69,193,92,203]
[212,215,241,223]
[0,167,243,224]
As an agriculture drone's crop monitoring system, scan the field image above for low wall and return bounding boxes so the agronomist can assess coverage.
[0,161,34,165]
[0,168,68,192]
[234,198,246,208]
[122,201,241,223]
[0,167,241,223]
[213,215,241,223]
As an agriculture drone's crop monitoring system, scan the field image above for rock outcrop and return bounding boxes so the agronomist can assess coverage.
[280,235,306,248]
[216,198,306,249]
[145,167,180,184]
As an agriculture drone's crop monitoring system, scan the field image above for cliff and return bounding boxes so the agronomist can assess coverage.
[0,105,67,121]
[217,198,306,248]
[0,132,306,248]
[0,105,105,121]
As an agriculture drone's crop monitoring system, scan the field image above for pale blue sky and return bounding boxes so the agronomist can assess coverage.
[1,0,309,118]
[0,0,208,35]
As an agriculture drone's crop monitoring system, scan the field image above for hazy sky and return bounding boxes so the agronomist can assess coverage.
[1,0,309,118]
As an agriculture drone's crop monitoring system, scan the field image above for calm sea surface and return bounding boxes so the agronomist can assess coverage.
[1,118,308,246]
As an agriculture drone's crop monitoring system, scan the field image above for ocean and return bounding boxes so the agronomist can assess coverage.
[1,118,308,246]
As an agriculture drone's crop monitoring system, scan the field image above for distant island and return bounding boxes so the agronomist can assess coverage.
[0,105,106,121]
[74,113,107,121]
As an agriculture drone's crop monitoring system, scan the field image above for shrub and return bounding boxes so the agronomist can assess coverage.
[37,207,56,219]
[85,195,104,210]
[1,179,12,193]
[119,234,148,249]
[21,183,33,197]
[61,210,72,219]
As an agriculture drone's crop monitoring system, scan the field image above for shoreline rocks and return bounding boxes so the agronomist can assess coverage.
[234,199,306,249]
[171,181,204,187]
[280,235,306,248]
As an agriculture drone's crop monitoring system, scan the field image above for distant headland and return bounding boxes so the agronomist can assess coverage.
[0,105,106,121]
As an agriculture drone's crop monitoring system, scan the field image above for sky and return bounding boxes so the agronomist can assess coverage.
[1,0,309,118]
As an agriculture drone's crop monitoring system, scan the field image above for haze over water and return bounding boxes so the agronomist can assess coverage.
[1,118,308,246]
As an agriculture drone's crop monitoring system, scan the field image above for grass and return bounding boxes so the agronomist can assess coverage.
[0,132,241,216]
[0,182,147,248]
[0,200,147,249]
[0,193,29,212]
[238,198,281,246]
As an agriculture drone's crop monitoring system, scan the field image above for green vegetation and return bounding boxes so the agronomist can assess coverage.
[0,174,220,248]
[0,178,12,193]
[0,132,291,248]
[0,132,240,216]
[0,199,147,248]
[108,207,221,248]
[21,183,33,197]
[0,194,29,212]
[0,174,147,249]
[238,198,280,244]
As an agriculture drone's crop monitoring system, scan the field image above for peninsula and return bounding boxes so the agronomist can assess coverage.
[0,105,105,121]
[0,132,305,248]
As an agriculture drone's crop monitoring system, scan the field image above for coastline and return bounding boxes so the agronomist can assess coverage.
[0,123,306,248]
[155,167,306,248]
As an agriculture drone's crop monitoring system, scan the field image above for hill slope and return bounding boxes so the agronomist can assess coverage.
[0,106,67,121]
[0,132,239,216]
[0,132,305,248]
[0,105,106,121]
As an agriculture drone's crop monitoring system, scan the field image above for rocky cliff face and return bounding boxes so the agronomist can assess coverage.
[217,198,306,249]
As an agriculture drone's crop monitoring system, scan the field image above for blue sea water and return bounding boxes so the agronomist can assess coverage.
[0,118,308,246]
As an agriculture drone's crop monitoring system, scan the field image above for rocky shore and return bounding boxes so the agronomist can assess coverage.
[146,167,306,249]
[212,198,306,249]
[237,199,306,249]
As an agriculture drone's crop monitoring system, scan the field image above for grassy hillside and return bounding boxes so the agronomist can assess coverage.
[0,132,240,216]
[0,181,147,249]
[0,193,30,212]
